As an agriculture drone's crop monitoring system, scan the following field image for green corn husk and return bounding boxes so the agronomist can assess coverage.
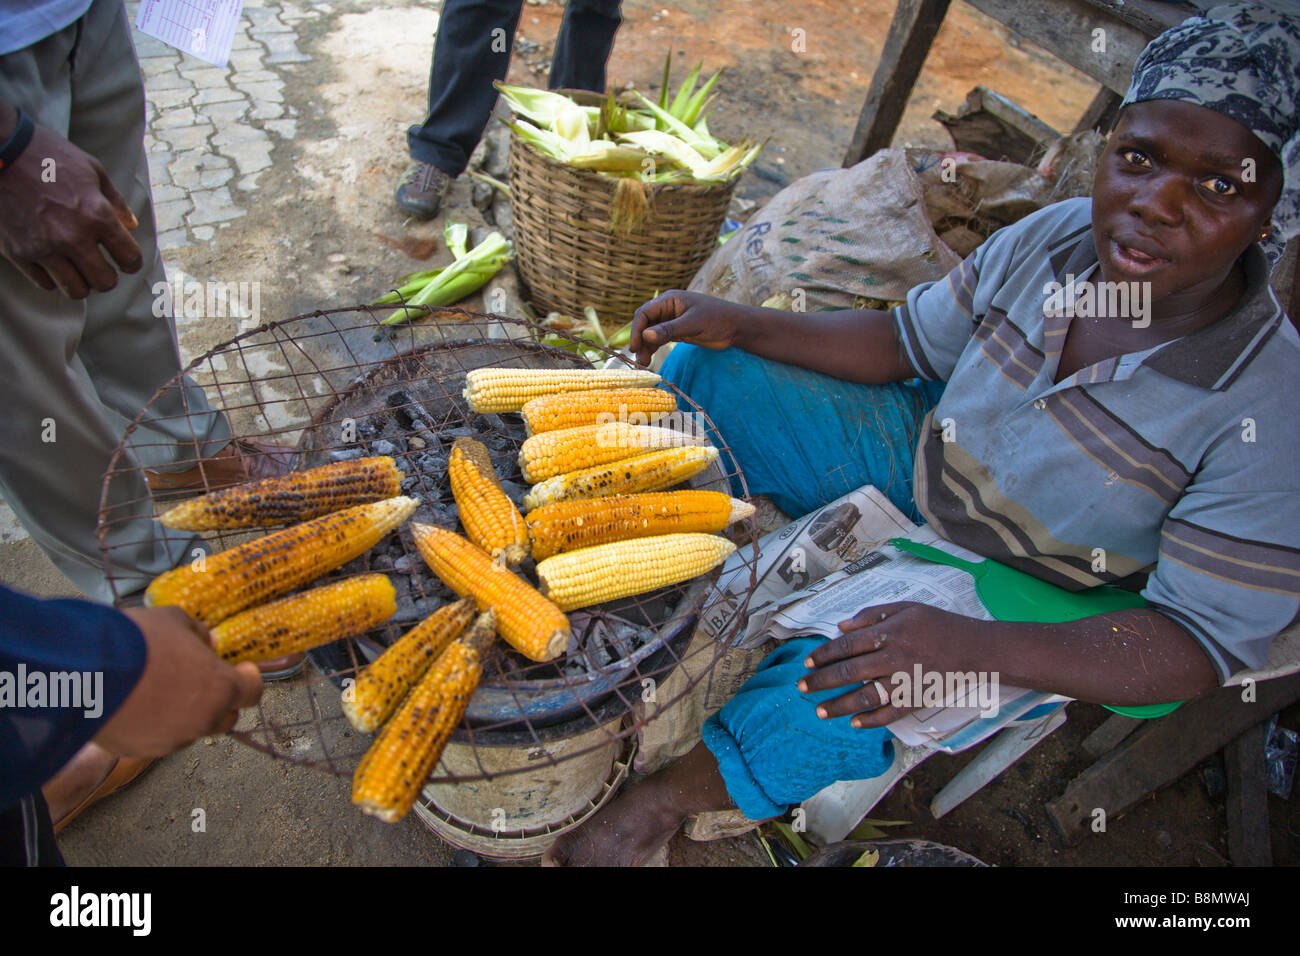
[380,228,512,325]
[667,60,703,120]
[629,92,721,159]
[567,141,653,172]
[444,220,469,259]
[679,73,721,127]
[617,129,708,177]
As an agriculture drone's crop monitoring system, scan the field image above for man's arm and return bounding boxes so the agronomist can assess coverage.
[0,586,262,809]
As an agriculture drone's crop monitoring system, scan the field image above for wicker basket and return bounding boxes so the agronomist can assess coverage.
[508,131,735,324]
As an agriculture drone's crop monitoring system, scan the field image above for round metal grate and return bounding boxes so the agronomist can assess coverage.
[97,306,760,792]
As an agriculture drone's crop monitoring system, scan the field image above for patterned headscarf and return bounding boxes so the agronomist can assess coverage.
[1120,4,1300,266]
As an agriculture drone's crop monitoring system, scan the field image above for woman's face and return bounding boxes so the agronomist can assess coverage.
[1091,99,1282,306]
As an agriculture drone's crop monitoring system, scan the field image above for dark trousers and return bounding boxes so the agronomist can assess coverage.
[0,794,65,867]
[407,0,621,176]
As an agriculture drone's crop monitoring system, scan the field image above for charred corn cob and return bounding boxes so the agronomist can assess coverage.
[342,596,477,733]
[145,496,418,626]
[448,438,529,565]
[158,456,404,531]
[518,422,705,483]
[527,491,754,560]
[352,609,496,823]
[520,388,677,436]
[463,367,661,413]
[410,523,569,662]
[212,573,397,664]
[536,532,736,611]
[523,445,719,510]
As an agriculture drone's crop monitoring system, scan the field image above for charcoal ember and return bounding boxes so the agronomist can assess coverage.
[416,452,448,474]
[441,425,473,442]
[472,414,507,434]
[357,421,379,440]
[392,554,414,573]
[371,553,395,571]
[386,390,418,430]
[328,447,363,462]
[497,479,528,508]
[400,476,419,493]
[490,455,520,481]
[371,438,402,456]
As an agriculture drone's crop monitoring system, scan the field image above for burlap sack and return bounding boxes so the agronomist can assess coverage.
[689,148,963,312]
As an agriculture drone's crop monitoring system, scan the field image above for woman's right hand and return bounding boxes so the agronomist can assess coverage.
[630,290,746,368]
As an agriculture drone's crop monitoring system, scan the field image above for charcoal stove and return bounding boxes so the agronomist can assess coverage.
[97,307,759,832]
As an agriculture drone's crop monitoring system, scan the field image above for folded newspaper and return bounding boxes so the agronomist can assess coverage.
[700,486,1065,751]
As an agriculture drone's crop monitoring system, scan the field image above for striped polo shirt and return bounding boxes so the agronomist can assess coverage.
[893,197,1300,679]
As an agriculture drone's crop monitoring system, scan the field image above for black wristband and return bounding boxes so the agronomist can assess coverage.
[0,107,35,173]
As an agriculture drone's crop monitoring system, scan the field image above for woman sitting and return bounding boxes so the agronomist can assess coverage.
[544,3,1300,866]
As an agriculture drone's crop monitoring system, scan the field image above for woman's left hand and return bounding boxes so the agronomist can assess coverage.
[797,601,983,729]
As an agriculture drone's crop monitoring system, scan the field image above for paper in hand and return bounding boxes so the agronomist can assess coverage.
[135,0,247,69]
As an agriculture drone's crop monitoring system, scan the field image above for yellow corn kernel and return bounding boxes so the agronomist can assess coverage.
[158,456,404,531]
[520,388,677,436]
[463,367,661,413]
[342,596,477,733]
[145,496,417,626]
[212,574,397,665]
[536,532,736,611]
[409,523,569,661]
[351,609,495,823]
[523,446,719,510]
[448,438,529,565]
[518,422,706,483]
[526,491,754,560]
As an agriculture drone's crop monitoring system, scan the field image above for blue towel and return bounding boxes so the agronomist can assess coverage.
[659,344,944,522]
[702,637,895,820]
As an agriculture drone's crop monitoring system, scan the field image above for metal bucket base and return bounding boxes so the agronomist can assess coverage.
[414,736,635,861]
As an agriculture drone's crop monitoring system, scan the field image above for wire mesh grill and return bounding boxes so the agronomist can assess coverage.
[97,306,760,791]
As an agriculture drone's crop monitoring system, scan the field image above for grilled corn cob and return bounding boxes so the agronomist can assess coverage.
[463,367,661,413]
[158,456,404,531]
[448,438,529,565]
[520,388,677,436]
[410,523,569,661]
[523,446,719,510]
[212,574,397,664]
[518,422,705,483]
[145,496,418,626]
[352,608,496,823]
[527,491,754,560]
[536,532,736,611]
[342,596,477,733]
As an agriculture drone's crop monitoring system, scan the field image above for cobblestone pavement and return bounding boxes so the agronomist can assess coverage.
[132,0,315,250]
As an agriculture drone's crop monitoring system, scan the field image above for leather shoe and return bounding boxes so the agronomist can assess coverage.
[257,652,305,681]
[395,161,452,219]
[146,440,295,495]
[51,755,153,834]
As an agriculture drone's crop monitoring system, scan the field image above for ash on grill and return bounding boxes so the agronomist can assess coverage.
[330,386,683,684]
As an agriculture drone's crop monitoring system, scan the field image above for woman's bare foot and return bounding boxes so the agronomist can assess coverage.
[543,782,684,867]
[543,741,737,866]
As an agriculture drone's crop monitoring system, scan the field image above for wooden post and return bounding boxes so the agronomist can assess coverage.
[1224,721,1272,866]
[1073,87,1124,134]
[1045,673,1300,845]
[843,0,952,167]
